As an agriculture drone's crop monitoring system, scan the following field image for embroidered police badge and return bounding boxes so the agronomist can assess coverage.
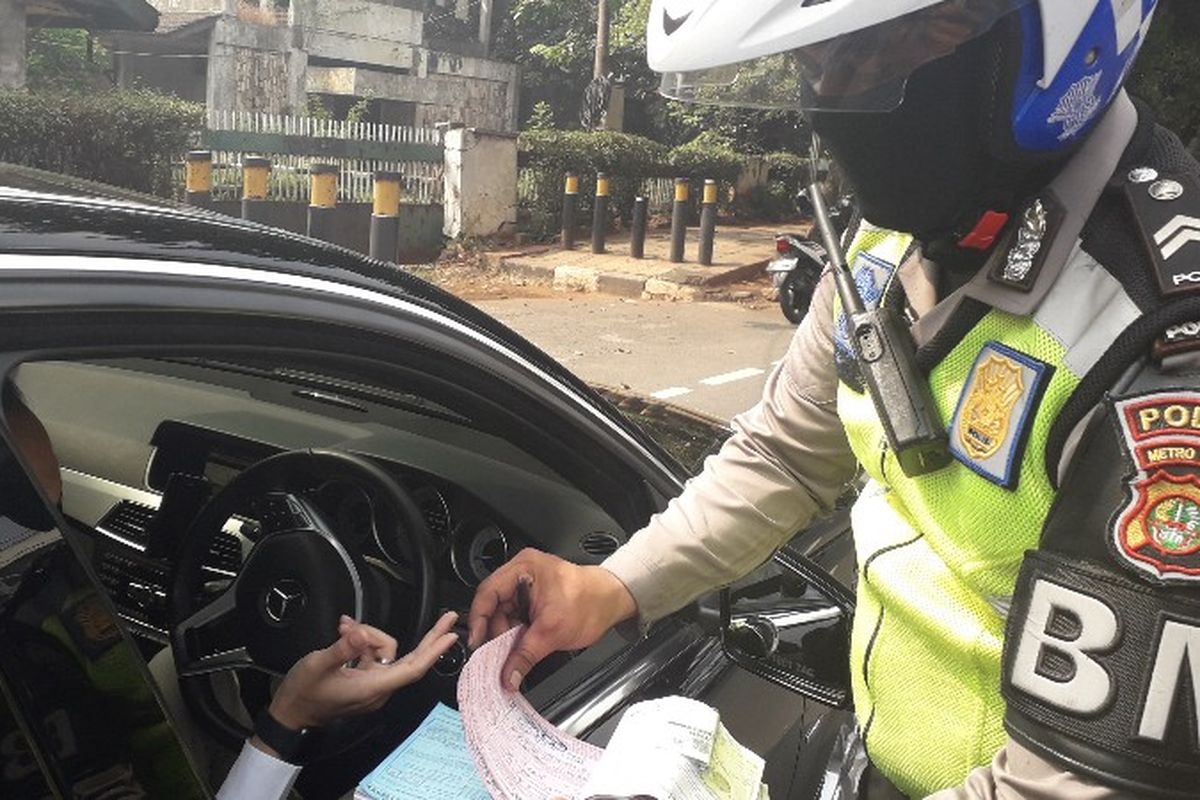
[949,342,1051,489]
[1113,392,1200,582]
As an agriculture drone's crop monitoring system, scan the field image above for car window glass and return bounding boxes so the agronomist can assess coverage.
[0,430,207,798]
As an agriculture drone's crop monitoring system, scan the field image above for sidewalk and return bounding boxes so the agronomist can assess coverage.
[490,224,797,301]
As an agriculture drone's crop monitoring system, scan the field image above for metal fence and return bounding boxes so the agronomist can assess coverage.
[200,110,445,205]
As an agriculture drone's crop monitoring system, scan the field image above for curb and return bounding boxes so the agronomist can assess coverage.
[498,254,768,303]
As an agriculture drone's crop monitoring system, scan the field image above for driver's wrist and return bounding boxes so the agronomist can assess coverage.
[267,695,314,732]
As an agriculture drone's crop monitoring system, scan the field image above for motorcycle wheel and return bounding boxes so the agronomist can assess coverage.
[779,270,818,324]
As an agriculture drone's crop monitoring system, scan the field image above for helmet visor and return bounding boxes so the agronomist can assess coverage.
[657,0,1028,112]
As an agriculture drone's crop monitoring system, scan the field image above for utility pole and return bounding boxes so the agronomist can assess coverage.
[594,0,609,79]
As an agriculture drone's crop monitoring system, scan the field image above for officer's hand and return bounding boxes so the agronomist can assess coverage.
[468,548,637,691]
[267,611,459,731]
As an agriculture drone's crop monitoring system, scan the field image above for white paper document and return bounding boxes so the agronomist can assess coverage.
[457,626,604,800]
[579,696,765,800]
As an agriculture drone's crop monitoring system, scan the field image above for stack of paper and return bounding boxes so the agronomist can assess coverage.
[457,627,604,800]
[357,626,770,800]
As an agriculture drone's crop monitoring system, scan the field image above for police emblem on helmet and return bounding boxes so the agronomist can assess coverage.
[1113,393,1200,582]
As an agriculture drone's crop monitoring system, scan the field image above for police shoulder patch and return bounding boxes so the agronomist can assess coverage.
[949,341,1052,489]
[1124,170,1200,296]
[1112,391,1200,582]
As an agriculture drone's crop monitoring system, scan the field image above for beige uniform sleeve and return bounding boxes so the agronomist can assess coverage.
[924,740,1130,800]
[602,272,859,625]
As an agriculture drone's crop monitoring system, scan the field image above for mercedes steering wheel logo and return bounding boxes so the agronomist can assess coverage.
[264,578,307,624]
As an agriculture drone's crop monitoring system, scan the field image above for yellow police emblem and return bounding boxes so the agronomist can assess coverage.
[959,354,1025,460]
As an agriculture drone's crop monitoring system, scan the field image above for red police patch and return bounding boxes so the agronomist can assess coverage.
[1113,392,1200,582]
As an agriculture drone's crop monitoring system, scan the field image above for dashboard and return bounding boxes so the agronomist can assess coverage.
[15,358,631,670]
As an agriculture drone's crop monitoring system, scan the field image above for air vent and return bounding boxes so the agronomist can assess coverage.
[579,531,622,559]
[206,532,242,575]
[96,501,157,549]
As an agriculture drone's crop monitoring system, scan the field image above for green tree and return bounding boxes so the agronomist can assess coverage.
[25,28,111,92]
[1130,0,1200,154]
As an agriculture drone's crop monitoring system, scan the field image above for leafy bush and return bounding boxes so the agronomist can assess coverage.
[517,128,776,237]
[0,90,203,197]
[668,133,744,186]
[518,129,674,237]
[763,152,809,190]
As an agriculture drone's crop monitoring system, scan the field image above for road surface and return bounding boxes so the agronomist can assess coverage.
[475,295,797,422]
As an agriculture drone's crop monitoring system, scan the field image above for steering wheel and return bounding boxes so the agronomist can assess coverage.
[169,449,436,756]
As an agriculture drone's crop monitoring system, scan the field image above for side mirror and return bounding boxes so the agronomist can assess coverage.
[719,547,854,709]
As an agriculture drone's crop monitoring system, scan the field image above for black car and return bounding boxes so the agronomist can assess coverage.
[0,166,857,800]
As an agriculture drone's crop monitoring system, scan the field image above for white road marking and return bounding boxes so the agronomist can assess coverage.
[651,387,692,400]
[699,367,765,386]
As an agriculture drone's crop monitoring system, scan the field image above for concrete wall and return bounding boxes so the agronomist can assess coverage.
[308,50,518,132]
[294,0,423,69]
[210,200,444,263]
[207,16,307,113]
[443,127,516,238]
[0,0,27,89]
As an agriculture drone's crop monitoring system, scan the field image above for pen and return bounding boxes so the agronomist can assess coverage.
[516,575,532,626]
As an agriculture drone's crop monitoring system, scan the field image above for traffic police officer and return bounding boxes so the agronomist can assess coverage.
[471,1,1200,796]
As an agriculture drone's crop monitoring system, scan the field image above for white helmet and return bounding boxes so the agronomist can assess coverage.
[648,0,1158,152]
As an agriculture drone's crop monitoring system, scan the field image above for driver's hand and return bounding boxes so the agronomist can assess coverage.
[468,548,637,691]
[265,611,459,731]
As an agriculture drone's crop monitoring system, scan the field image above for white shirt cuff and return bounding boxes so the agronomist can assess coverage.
[216,740,303,800]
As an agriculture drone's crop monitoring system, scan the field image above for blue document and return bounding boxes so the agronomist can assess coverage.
[356,703,491,800]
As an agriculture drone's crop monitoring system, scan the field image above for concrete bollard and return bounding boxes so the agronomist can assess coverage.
[670,177,689,263]
[630,196,647,259]
[369,171,402,263]
[184,150,212,209]
[561,172,580,250]
[591,172,610,254]
[240,156,271,223]
[307,163,338,242]
[699,179,718,266]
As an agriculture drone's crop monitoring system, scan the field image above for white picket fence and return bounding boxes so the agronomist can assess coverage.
[205,110,443,146]
[202,110,445,206]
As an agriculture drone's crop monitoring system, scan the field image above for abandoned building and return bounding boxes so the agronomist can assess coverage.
[105,0,520,130]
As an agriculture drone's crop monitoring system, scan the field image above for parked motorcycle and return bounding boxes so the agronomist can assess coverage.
[768,190,854,324]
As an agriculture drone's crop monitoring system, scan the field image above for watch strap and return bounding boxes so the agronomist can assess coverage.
[253,707,310,765]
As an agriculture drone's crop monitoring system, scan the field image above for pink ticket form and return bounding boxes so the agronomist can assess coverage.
[458,626,603,800]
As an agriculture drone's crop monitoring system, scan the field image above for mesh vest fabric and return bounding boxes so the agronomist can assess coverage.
[835,230,1084,797]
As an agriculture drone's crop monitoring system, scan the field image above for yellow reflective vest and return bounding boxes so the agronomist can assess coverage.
[835,226,1104,796]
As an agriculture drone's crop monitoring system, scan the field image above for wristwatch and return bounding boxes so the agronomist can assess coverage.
[253,707,311,764]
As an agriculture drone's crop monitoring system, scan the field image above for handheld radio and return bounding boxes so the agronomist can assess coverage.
[808,164,950,477]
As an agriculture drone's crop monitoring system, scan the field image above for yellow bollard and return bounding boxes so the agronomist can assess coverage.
[370,171,403,262]
[562,172,580,250]
[308,163,338,241]
[184,150,212,208]
[699,179,718,266]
